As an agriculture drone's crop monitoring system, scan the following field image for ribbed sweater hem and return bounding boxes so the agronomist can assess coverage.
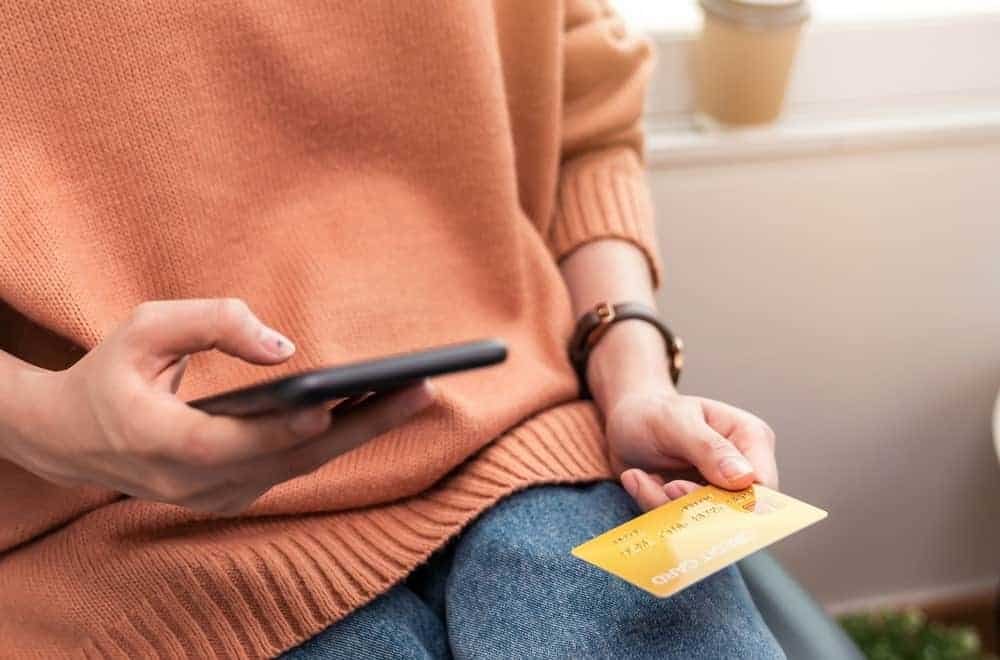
[62,401,611,660]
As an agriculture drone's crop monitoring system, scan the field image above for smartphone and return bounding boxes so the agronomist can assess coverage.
[189,338,507,416]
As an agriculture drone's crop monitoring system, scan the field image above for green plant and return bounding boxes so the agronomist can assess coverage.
[839,609,994,660]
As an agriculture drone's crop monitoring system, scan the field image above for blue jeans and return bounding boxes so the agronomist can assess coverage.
[282,482,785,659]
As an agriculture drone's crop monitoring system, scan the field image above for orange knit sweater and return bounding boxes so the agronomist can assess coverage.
[0,1,659,657]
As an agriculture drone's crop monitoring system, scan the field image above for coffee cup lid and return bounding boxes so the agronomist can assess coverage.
[700,0,810,27]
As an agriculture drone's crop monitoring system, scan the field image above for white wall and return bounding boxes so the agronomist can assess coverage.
[649,141,1000,606]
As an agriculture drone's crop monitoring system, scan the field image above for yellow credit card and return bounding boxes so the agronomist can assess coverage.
[571,484,827,598]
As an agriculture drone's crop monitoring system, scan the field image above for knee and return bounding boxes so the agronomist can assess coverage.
[445,483,785,660]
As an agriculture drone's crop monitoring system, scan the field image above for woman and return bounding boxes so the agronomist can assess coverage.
[0,1,783,657]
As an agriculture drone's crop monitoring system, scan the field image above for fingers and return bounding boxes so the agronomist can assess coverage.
[621,469,670,512]
[738,434,778,490]
[181,484,270,517]
[700,398,779,490]
[267,381,436,482]
[124,299,295,373]
[663,479,701,501]
[621,469,702,512]
[681,422,757,491]
[143,382,435,515]
[151,396,333,467]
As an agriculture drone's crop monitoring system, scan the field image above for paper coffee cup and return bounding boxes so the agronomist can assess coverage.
[695,0,810,127]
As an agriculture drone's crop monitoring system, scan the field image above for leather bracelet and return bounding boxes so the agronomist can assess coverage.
[569,301,683,397]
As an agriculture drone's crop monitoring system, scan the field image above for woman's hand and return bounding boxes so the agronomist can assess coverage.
[605,389,778,512]
[588,321,778,513]
[0,298,434,515]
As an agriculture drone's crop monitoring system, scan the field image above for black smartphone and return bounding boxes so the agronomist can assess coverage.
[189,338,507,416]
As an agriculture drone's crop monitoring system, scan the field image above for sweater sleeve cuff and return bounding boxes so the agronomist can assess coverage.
[549,146,663,288]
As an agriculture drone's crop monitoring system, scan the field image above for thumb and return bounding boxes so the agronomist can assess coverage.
[124,299,295,372]
[683,423,756,491]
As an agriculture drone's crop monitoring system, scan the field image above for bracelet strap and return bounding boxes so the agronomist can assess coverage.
[568,301,684,397]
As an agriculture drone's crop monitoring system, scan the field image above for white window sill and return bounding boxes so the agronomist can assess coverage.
[613,0,1000,36]
[611,2,1000,167]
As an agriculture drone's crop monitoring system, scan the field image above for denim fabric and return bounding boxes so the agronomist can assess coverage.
[282,482,785,659]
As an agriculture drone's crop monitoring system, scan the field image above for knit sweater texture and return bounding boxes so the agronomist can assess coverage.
[0,1,659,656]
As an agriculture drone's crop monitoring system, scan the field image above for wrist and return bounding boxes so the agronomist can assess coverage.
[586,320,676,414]
[0,361,55,464]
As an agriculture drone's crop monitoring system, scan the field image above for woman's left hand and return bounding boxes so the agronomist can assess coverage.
[586,321,778,513]
[604,388,778,512]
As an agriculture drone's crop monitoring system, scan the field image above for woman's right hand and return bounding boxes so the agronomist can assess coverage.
[0,299,435,515]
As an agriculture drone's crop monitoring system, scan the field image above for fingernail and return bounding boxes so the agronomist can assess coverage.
[260,327,295,358]
[719,456,753,482]
[289,407,330,437]
[664,483,685,501]
[621,470,640,499]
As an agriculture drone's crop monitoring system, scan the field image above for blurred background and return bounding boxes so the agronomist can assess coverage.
[613,0,1000,655]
